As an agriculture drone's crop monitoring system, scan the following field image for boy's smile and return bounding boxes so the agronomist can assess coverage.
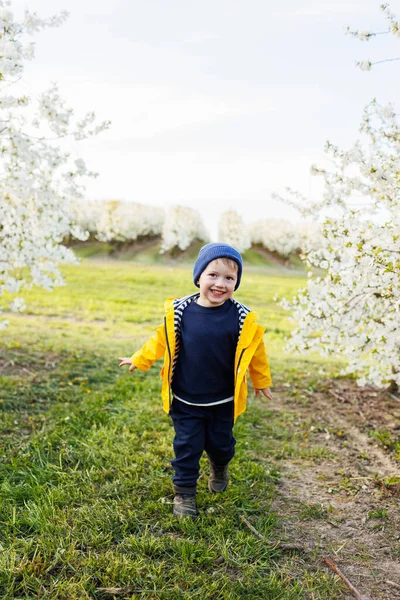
[197,259,238,307]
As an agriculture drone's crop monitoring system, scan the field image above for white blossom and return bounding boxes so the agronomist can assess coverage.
[391,22,400,39]
[218,210,251,253]
[278,100,400,389]
[92,200,164,242]
[0,1,109,321]
[357,60,372,71]
[348,5,400,68]
[160,205,209,252]
[248,219,321,258]
[357,30,371,41]
[9,297,26,312]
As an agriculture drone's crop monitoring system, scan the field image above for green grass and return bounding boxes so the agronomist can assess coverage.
[0,259,346,599]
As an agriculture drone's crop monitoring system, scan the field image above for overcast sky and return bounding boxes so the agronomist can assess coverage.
[13,0,400,238]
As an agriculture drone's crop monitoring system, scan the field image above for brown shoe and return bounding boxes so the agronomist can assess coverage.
[208,462,229,493]
[173,494,197,518]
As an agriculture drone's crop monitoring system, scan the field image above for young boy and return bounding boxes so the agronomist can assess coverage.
[119,242,272,518]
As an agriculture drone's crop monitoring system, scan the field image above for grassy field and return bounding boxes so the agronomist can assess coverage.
[0,258,347,599]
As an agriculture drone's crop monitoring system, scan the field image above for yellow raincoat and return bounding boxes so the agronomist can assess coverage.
[130,296,272,422]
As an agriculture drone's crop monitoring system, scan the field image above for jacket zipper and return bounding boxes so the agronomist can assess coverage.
[164,316,173,407]
[235,348,245,384]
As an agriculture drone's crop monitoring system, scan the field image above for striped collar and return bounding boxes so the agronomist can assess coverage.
[172,294,251,337]
[170,294,252,379]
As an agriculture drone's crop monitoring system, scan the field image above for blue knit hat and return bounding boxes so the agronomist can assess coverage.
[193,243,243,290]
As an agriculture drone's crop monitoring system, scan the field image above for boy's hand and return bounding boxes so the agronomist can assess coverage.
[118,357,137,373]
[254,387,273,400]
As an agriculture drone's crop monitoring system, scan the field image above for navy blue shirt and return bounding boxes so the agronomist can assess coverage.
[172,299,239,405]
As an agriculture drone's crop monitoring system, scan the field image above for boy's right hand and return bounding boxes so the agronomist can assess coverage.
[118,357,137,372]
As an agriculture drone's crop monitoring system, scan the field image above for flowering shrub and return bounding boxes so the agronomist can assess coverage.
[0,2,109,328]
[248,219,320,258]
[71,200,104,237]
[218,210,251,253]
[160,205,209,253]
[71,201,320,259]
[278,100,400,389]
[94,201,164,243]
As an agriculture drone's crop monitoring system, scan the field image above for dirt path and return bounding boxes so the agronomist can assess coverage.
[262,380,400,600]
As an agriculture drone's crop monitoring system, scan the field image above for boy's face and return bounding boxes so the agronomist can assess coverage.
[197,259,238,307]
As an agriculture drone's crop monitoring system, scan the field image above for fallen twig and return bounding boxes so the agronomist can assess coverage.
[341,408,367,420]
[0,359,15,373]
[387,580,400,590]
[322,557,371,600]
[21,367,35,376]
[366,383,400,405]
[384,390,400,404]
[327,519,340,528]
[239,515,306,552]
[241,516,376,598]
[96,588,155,595]
[329,389,347,402]
[97,589,133,595]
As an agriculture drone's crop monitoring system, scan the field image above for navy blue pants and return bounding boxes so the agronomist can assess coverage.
[170,399,236,493]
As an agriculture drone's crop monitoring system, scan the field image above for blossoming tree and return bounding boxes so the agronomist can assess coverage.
[279,100,400,391]
[275,4,400,392]
[248,218,320,258]
[82,200,164,244]
[160,205,209,254]
[0,2,108,327]
[218,210,251,253]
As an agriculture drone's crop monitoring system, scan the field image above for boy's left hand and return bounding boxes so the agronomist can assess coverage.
[254,387,273,400]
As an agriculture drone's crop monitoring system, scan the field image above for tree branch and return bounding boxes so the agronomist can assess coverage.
[240,515,309,552]
[372,57,400,66]
[322,557,371,600]
[241,515,375,599]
